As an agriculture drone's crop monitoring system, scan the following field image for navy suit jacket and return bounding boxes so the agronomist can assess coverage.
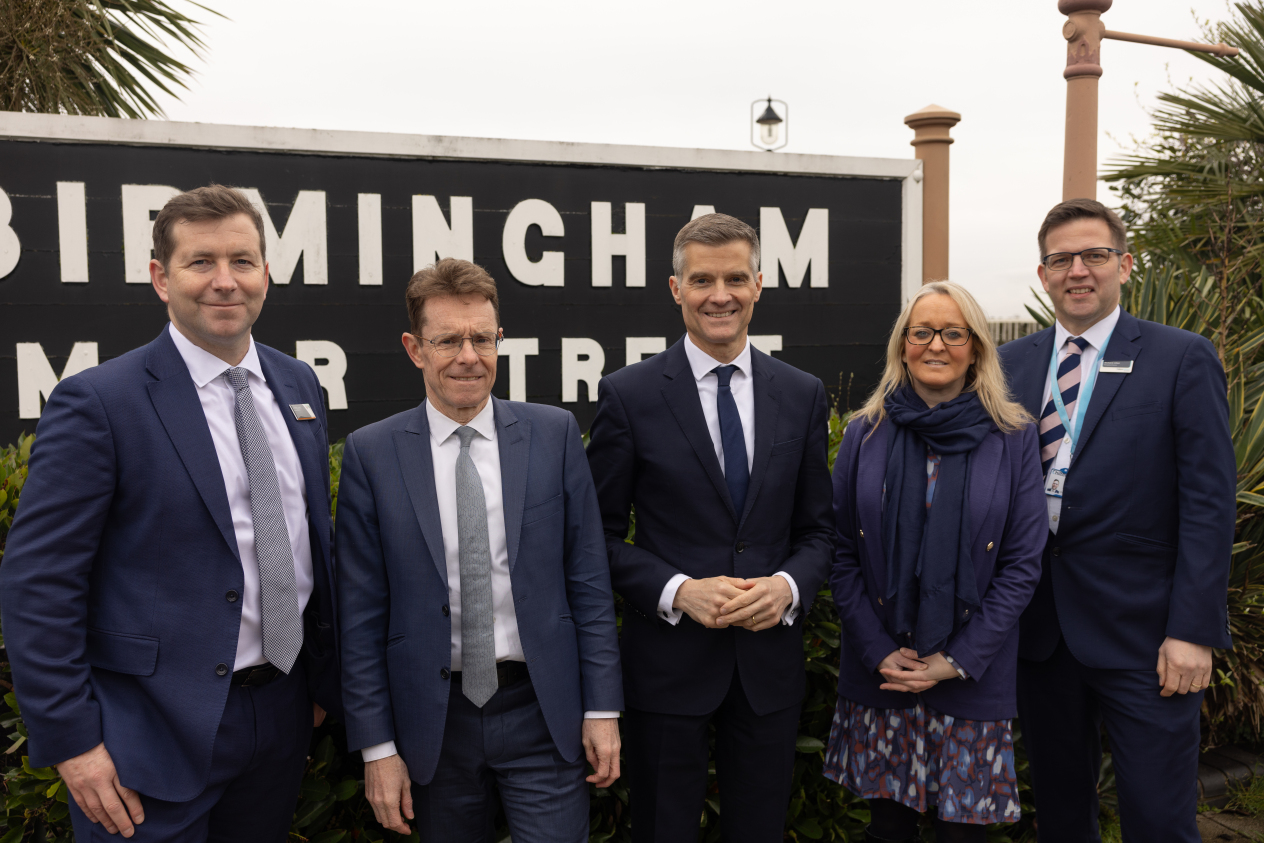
[830,415,1046,720]
[586,338,834,717]
[0,327,339,802]
[335,398,622,785]
[999,310,1235,668]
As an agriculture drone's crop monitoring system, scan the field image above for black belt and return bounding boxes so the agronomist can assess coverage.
[231,662,283,688]
[453,660,529,689]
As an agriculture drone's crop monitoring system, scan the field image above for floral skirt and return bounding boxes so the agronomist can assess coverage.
[822,696,1021,825]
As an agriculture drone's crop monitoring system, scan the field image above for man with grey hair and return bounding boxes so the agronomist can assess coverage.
[587,213,833,841]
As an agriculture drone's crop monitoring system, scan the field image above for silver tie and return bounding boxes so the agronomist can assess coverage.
[225,367,303,674]
[456,425,497,707]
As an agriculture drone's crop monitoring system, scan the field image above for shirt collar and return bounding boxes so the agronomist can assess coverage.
[426,398,496,446]
[167,322,264,389]
[683,334,752,383]
[1054,305,1121,354]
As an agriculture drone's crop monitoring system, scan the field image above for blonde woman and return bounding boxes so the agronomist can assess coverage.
[823,282,1046,842]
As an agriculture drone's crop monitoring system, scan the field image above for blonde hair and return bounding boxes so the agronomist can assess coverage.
[856,281,1032,432]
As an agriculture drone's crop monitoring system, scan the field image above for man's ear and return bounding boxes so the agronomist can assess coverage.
[668,276,683,305]
[401,332,426,371]
[1037,264,1051,294]
[150,258,170,303]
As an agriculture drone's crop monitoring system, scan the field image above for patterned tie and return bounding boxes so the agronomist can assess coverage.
[712,365,750,517]
[225,367,303,674]
[1038,337,1091,476]
[455,426,497,708]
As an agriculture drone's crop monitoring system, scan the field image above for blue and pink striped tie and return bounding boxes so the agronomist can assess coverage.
[1039,336,1090,476]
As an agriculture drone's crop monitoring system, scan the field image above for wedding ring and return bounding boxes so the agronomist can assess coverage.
[1192,683,1202,690]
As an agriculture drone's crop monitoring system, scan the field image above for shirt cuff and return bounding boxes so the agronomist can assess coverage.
[943,652,969,680]
[773,571,801,625]
[585,711,621,718]
[658,573,690,625]
[361,740,398,763]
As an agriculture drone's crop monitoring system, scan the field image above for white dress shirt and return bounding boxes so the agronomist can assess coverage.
[362,399,614,764]
[1042,305,1121,534]
[168,323,314,672]
[656,335,801,626]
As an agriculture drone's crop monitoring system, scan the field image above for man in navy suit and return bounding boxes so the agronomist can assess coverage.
[1000,199,1235,841]
[586,214,834,842]
[335,258,623,842]
[1,185,340,841]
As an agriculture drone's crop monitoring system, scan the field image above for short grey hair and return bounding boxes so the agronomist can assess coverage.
[671,213,761,278]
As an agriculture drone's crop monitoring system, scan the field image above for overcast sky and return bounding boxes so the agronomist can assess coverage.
[150,0,1236,320]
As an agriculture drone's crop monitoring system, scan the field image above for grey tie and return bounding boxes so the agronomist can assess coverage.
[456,425,497,707]
[225,367,303,674]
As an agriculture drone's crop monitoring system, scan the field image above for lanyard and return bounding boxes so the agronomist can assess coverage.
[1048,327,1114,458]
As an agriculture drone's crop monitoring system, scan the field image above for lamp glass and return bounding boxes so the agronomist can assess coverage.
[759,121,780,146]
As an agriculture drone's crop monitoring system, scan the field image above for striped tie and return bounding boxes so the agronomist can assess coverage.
[1039,336,1090,476]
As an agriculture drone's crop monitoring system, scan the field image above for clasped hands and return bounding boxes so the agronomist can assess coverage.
[877,648,960,693]
[673,575,792,631]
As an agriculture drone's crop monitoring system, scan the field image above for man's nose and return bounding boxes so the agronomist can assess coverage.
[1069,255,1092,276]
[455,338,481,364]
[210,259,238,288]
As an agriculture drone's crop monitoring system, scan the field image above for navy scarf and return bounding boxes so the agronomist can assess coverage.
[881,385,992,655]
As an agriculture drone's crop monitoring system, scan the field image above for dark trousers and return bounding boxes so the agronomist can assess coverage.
[625,666,801,843]
[410,672,589,843]
[1016,638,1203,843]
[69,665,312,843]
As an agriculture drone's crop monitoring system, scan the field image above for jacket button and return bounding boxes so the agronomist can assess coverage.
[736,542,747,553]
[1052,547,1060,557]
[442,604,450,617]
[226,590,239,603]
[215,663,229,677]
[878,597,883,606]
[440,668,450,680]
[986,542,994,552]
[859,529,865,538]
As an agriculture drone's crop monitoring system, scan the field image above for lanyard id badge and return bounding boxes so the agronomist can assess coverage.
[1045,467,1067,498]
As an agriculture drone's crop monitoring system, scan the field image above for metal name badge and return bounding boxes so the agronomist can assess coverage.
[1100,360,1134,373]
[289,403,316,421]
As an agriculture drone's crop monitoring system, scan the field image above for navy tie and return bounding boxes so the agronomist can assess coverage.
[713,365,750,516]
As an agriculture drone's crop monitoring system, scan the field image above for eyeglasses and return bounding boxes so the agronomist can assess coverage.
[1041,248,1123,272]
[904,326,973,347]
[413,332,502,358]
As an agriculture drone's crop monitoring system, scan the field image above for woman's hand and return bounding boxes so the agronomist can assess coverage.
[878,648,960,692]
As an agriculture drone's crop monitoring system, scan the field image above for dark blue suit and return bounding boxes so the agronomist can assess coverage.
[335,398,622,839]
[830,416,1046,721]
[586,337,834,842]
[1000,310,1235,842]
[0,327,340,839]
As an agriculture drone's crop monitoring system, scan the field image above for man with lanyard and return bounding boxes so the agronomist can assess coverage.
[999,199,1235,842]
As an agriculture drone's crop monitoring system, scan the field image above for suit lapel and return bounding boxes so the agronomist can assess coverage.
[740,351,779,527]
[494,399,530,572]
[660,343,737,520]
[856,419,887,570]
[968,430,1003,545]
[394,407,449,587]
[1073,311,1143,465]
[145,329,239,560]
[1016,328,1055,417]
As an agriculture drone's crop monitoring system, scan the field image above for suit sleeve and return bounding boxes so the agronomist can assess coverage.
[1167,336,1235,649]
[0,376,113,767]
[333,434,396,751]
[776,378,835,612]
[560,413,624,712]
[945,424,1046,681]
[587,376,684,618]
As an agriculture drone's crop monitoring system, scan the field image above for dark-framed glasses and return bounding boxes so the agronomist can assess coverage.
[904,326,973,347]
[1041,248,1123,272]
[413,332,502,358]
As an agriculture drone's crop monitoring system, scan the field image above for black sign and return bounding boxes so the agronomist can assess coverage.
[0,116,918,442]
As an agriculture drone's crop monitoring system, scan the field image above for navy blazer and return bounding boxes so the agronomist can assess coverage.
[586,338,834,717]
[335,398,622,785]
[0,327,339,802]
[999,310,1236,667]
[829,415,1046,720]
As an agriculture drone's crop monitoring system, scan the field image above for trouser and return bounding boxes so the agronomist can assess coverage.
[625,665,801,843]
[1016,638,1203,843]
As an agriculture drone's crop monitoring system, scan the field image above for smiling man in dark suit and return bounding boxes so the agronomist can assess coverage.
[586,213,834,842]
[1,185,340,841]
[1000,199,1235,842]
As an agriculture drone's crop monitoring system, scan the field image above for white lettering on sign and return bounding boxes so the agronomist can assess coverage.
[358,194,382,286]
[0,187,19,279]
[760,207,828,288]
[591,202,645,288]
[625,336,666,367]
[242,189,328,286]
[122,184,179,284]
[690,205,716,220]
[413,195,473,270]
[16,342,98,418]
[749,334,783,354]
[295,340,348,410]
[561,338,605,402]
[498,338,539,402]
[503,199,564,287]
[57,182,89,283]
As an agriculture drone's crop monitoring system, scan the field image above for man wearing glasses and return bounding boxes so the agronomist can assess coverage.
[999,199,1235,841]
[335,258,623,841]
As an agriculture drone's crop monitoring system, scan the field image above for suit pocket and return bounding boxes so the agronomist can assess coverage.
[386,633,407,650]
[85,628,159,676]
[1112,402,1160,421]
[522,493,563,526]
[1116,532,1177,551]
[770,437,805,456]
